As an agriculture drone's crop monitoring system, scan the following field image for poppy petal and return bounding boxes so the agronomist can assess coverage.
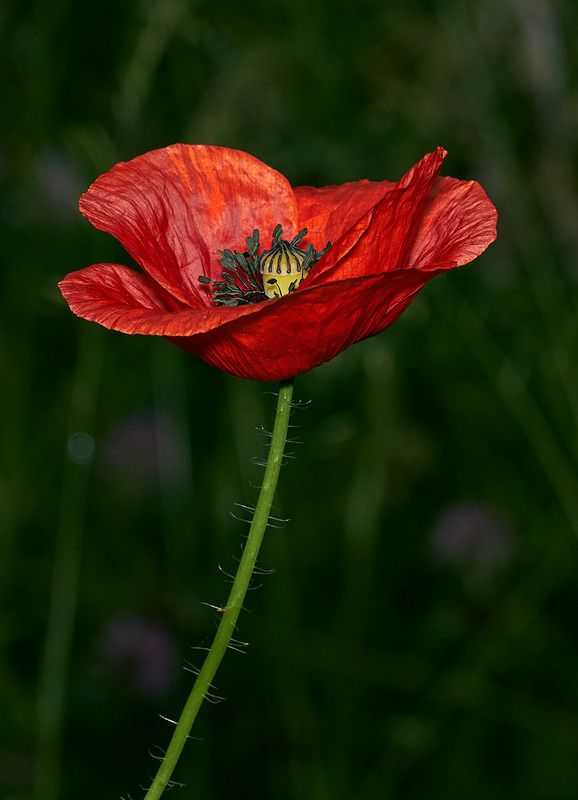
[59,263,273,336]
[60,256,447,381]
[169,264,450,381]
[305,148,447,287]
[295,178,397,250]
[78,144,298,307]
[59,263,191,333]
[407,176,498,268]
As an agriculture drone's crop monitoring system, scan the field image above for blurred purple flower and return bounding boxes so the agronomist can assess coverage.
[95,614,178,699]
[100,411,187,492]
[34,148,84,223]
[430,502,514,571]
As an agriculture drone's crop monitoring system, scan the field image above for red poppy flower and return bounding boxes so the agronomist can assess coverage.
[59,144,497,382]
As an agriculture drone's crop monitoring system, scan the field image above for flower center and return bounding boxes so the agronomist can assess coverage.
[199,225,331,306]
[260,225,314,299]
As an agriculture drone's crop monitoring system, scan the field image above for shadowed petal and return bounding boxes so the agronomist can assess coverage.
[169,264,449,381]
[60,257,449,382]
[295,179,397,250]
[79,144,298,307]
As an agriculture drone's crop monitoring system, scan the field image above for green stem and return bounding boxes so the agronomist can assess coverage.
[143,377,295,799]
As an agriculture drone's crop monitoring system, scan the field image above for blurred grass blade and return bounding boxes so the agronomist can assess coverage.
[34,326,103,800]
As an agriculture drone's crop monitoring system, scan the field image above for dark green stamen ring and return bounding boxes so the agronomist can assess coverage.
[198,225,331,307]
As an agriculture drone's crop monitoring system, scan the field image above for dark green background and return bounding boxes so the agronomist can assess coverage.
[2,0,578,797]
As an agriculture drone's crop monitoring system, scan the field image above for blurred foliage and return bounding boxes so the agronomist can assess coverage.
[1,0,578,797]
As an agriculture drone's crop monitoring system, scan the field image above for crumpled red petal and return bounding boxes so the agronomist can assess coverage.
[60,261,267,336]
[169,265,450,381]
[60,256,450,381]
[78,144,298,307]
[407,176,498,268]
[307,148,447,286]
[295,178,396,251]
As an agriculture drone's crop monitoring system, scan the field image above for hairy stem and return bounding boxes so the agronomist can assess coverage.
[143,378,295,799]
